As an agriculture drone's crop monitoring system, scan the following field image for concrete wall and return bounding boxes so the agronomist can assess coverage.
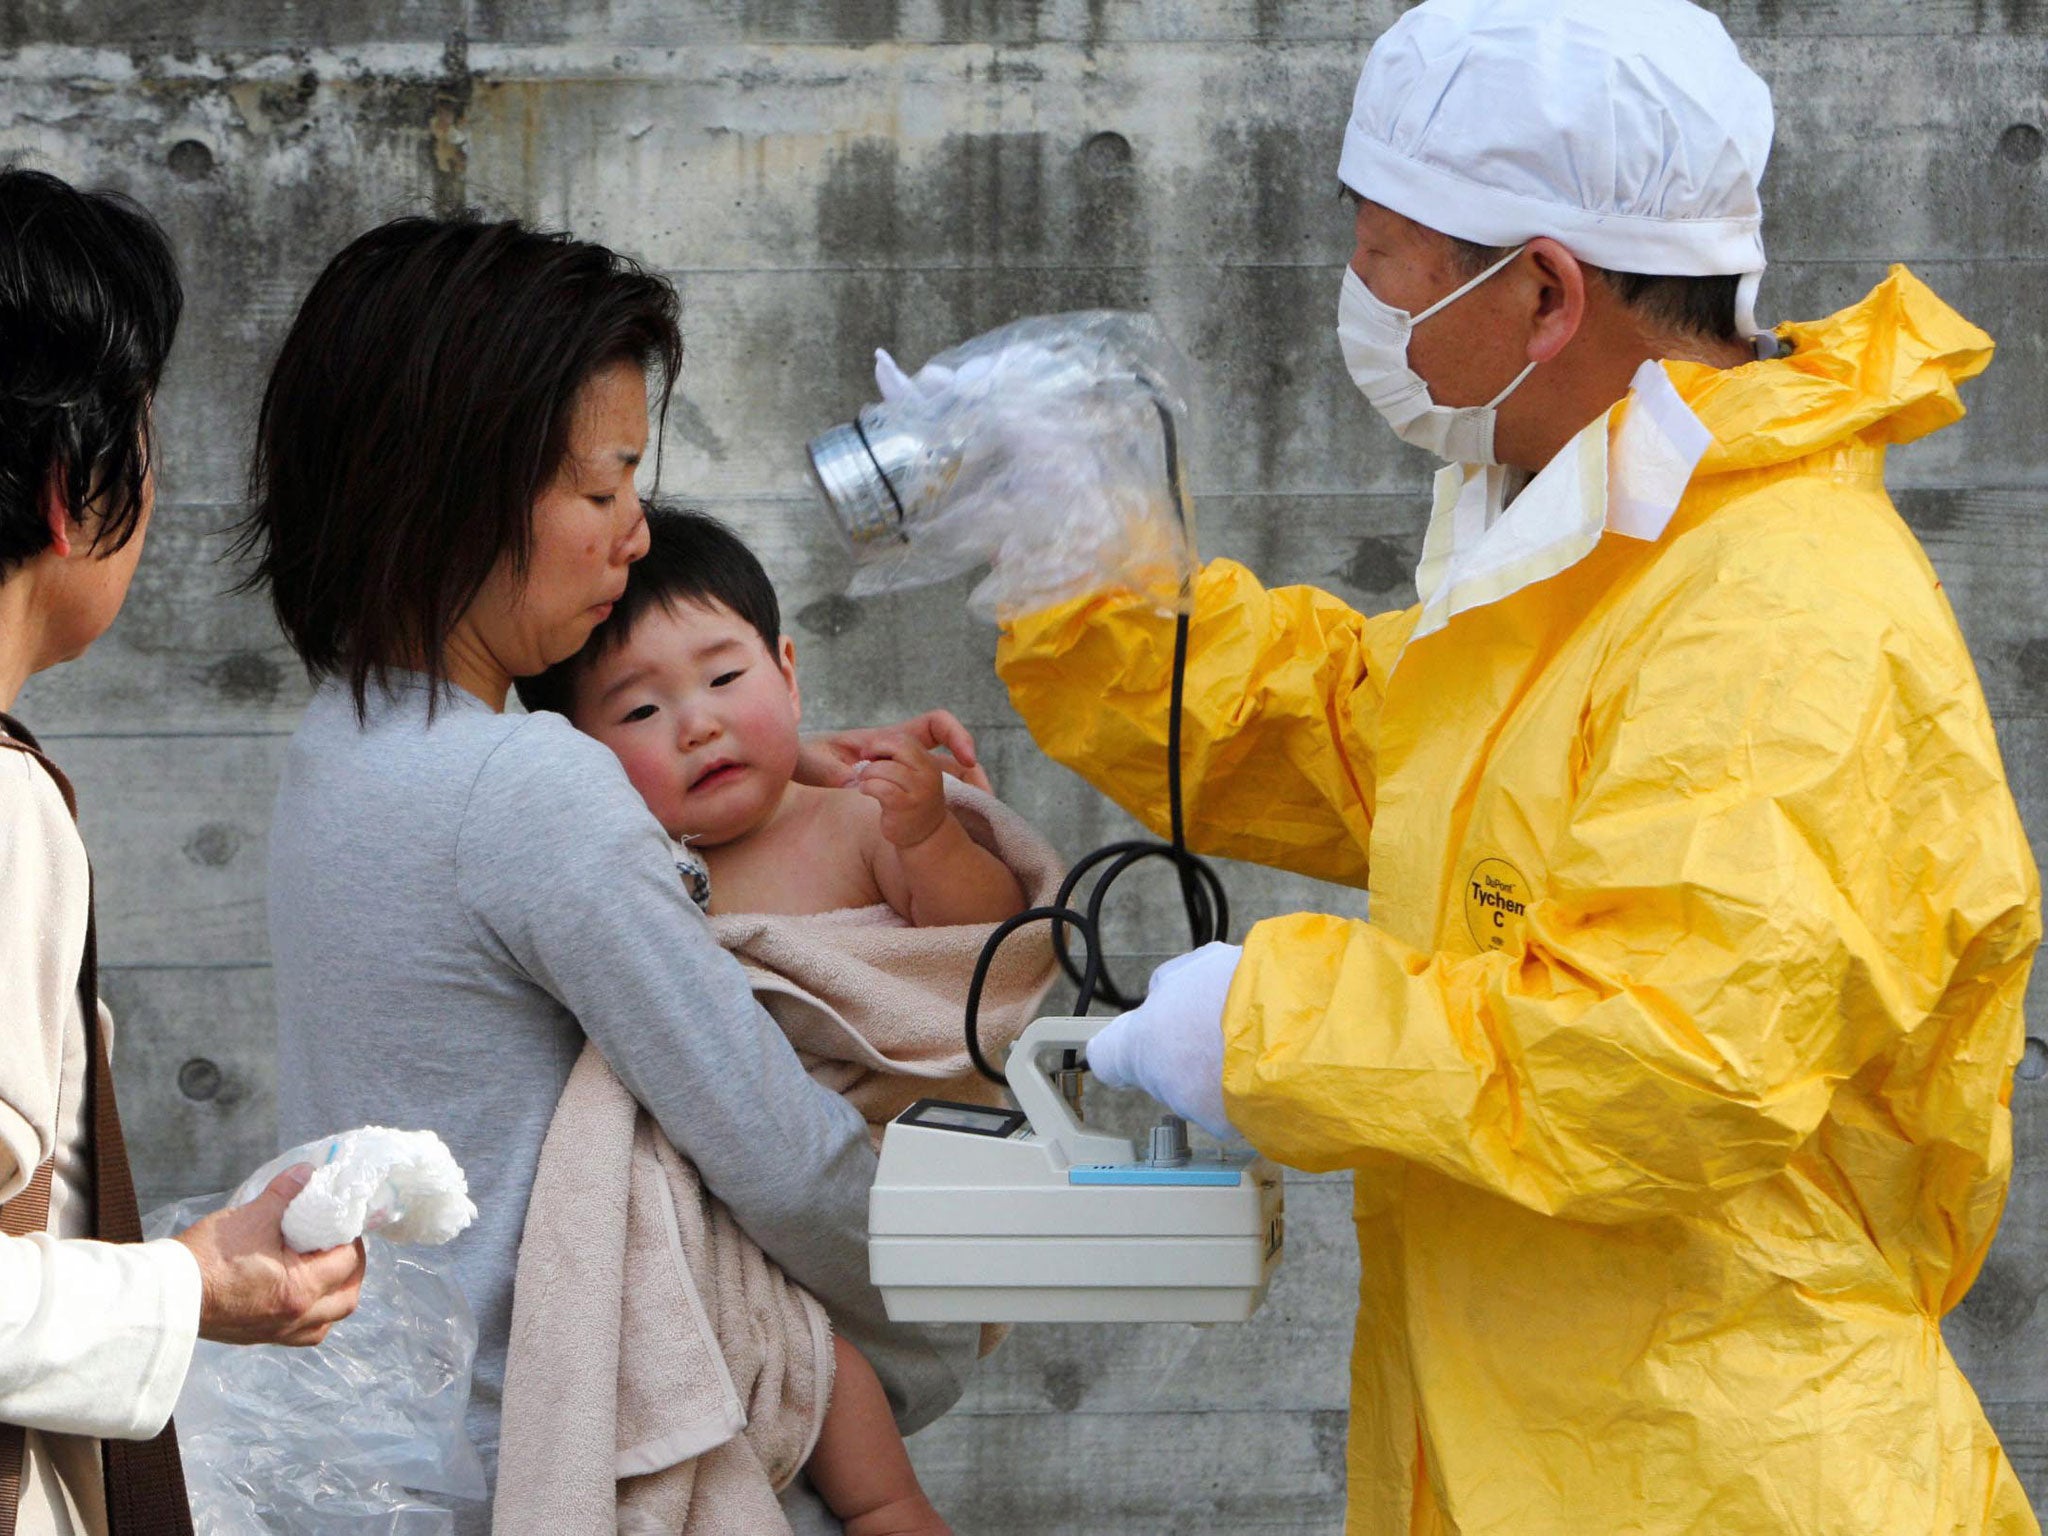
[5,2,2046,1528]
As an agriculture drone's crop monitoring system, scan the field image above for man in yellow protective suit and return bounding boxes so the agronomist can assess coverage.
[997,0,2045,1530]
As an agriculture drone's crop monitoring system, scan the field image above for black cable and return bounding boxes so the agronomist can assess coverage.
[1045,610,1229,1007]
[964,906,1096,1084]
[961,380,1229,1084]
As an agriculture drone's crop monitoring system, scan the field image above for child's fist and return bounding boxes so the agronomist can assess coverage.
[851,732,949,849]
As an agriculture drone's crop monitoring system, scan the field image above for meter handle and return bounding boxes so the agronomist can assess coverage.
[1005,1016,1138,1167]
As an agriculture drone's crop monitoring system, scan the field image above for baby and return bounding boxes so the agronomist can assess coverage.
[522,504,1024,927]
[517,505,1029,1536]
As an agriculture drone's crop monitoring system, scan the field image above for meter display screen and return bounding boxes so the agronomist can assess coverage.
[899,1099,1028,1138]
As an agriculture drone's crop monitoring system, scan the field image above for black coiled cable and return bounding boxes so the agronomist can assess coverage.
[960,381,1229,1085]
[963,608,1230,1083]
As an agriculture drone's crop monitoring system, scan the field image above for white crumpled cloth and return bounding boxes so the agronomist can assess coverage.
[232,1126,477,1252]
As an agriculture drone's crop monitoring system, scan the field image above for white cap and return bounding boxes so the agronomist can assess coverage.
[1339,0,1776,335]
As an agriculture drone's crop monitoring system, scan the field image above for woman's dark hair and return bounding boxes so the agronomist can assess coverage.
[235,213,683,713]
[0,168,182,578]
[515,503,781,719]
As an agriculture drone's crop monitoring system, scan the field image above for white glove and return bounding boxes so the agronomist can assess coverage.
[873,346,996,408]
[861,322,1197,624]
[1085,942,1243,1140]
[873,347,924,404]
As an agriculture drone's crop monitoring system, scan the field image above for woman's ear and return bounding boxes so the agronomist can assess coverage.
[779,634,801,723]
[1524,237,1588,366]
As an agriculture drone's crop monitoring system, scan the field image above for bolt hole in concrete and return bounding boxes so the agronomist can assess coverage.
[1083,131,1134,175]
[1999,124,2044,167]
[208,649,284,705]
[795,593,864,639]
[2018,1037,2048,1083]
[183,821,243,868]
[178,1058,224,1102]
[166,139,215,181]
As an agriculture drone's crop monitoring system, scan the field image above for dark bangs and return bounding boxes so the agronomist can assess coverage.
[234,213,683,715]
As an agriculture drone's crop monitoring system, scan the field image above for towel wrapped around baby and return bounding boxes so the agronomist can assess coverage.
[493,783,1061,1535]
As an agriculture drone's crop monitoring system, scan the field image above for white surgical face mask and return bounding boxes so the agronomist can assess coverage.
[1337,245,1537,466]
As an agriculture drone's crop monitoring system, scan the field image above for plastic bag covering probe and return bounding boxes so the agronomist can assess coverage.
[959,386,1229,1083]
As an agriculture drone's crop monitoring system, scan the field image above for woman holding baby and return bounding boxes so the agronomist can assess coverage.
[236,215,995,1535]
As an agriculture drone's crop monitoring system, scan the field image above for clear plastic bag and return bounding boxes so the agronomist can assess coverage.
[144,1192,486,1535]
[805,310,1200,621]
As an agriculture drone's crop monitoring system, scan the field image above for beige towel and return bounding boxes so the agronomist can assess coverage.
[493,1047,833,1536]
[711,779,1066,1135]
[494,783,1062,1534]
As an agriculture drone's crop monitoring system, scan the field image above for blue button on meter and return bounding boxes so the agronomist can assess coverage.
[1069,1165,1246,1187]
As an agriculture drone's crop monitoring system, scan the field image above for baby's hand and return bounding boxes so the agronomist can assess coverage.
[795,711,991,793]
[851,732,949,849]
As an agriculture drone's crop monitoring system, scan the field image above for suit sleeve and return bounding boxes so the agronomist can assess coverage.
[997,558,1416,888]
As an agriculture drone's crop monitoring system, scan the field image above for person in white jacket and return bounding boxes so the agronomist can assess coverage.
[0,168,367,1536]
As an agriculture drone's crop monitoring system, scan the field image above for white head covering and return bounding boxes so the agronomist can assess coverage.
[1338,0,1776,337]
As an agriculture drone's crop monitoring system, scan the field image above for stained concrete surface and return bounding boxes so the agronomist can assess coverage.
[4,3,2046,1529]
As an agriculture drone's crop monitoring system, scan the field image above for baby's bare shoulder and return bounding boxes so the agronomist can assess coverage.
[806,782,887,851]
[787,780,878,830]
[792,782,892,874]
[711,785,885,915]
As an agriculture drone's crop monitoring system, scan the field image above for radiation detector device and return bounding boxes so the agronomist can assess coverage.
[869,1015,1283,1323]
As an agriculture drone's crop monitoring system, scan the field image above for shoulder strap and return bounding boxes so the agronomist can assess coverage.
[0,713,69,1231]
[0,715,195,1536]
[0,1166,52,1535]
[0,714,85,1019]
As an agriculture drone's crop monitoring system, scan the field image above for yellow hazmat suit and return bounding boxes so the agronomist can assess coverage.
[997,270,2042,1534]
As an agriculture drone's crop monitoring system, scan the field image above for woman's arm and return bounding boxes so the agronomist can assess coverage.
[0,1166,361,1437]
[996,559,1416,890]
[458,718,972,1425]
[0,1231,200,1441]
[0,759,202,1438]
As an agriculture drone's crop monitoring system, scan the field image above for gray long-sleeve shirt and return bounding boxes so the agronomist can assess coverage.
[268,678,971,1525]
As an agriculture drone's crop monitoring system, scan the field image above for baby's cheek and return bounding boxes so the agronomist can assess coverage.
[739,700,804,776]
[614,745,678,815]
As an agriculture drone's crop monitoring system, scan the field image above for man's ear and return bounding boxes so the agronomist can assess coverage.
[40,475,74,559]
[779,634,801,723]
[1524,237,1588,366]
